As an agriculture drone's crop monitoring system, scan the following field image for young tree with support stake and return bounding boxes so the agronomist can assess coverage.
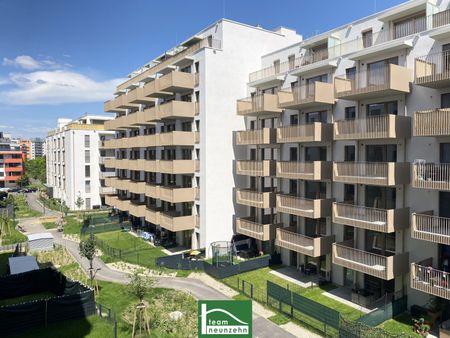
[79,233,98,292]
[75,192,84,221]
[128,269,154,337]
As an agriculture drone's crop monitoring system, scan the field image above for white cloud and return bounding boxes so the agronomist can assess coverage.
[3,55,42,70]
[0,70,124,105]
[0,77,9,86]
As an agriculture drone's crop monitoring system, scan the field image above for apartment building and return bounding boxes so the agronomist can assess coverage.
[0,132,24,188]
[46,115,115,210]
[103,20,301,250]
[18,139,32,160]
[31,138,45,159]
[235,0,450,309]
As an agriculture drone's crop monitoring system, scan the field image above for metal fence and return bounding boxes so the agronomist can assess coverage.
[357,296,408,327]
[95,303,117,338]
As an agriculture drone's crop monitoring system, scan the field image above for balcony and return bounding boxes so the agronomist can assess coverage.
[99,186,115,195]
[145,206,161,225]
[128,201,146,218]
[104,111,152,130]
[99,171,116,179]
[145,184,160,200]
[235,160,276,176]
[333,162,410,186]
[235,217,277,241]
[332,202,409,233]
[414,109,450,137]
[103,94,140,113]
[157,71,195,93]
[277,82,334,109]
[158,160,197,174]
[236,128,275,145]
[332,241,409,280]
[99,156,116,165]
[235,189,275,208]
[145,101,197,121]
[275,227,335,257]
[334,64,411,100]
[158,131,196,146]
[276,161,332,181]
[412,213,450,245]
[412,162,450,191]
[159,186,196,203]
[125,87,155,104]
[128,180,146,194]
[159,212,197,232]
[411,259,450,300]
[236,94,282,116]
[276,123,333,143]
[334,115,411,140]
[276,194,333,218]
[415,51,450,88]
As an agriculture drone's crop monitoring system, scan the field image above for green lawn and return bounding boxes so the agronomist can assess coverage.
[13,194,42,218]
[42,221,57,229]
[268,313,291,325]
[1,220,27,245]
[222,266,363,321]
[377,312,421,338]
[63,216,82,234]
[0,291,56,306]
[95,231,167,270]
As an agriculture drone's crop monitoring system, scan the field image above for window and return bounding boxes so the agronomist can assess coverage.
[289,180,297,194]
[84,150,90,163]
[393,12,426,39]
[367,101,398,116]
[345,106,356,120]
[85,198,91,209]
[305,111,327,123]
[182,121,192,131]
[367,58,398,86]
[344,145,355,162]
[85,165,90,178]
[249,120,256,130]
[346,67,356,82]
[85,181,91,193]
[362,30,373,48]
[344,184,355,203]
[273,59,280,73]
[290,81,298,91]
[290,114,299,126]
[306,74,328,97]
[84,135,90,148]
[288,54,295,70]
[289,147,298,161]
[305,147,326,161]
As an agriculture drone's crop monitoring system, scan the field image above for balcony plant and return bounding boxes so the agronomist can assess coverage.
[413,317,430,336]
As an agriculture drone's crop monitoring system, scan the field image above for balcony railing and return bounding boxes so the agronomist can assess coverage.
[411,260,450,300]
[414,109,450,136]
[416,50,450,88]
[276,161,332,181]
[159,213,197,232]
[235,189,275,208]
[332,202,409,233]
[277,122,333,143]
[276,194,333,219]
[412,162,450,191]
[277,82,334,109]
[334,64,411,100]
[275,227,335,257]
[236,128,275,145]
[236,217,276,241]
[334,115,411,140]
[412,213,450,245]
[236,94,282,116]
[332,241,409,280]
[159,186,196,203]
[145,101,197,121]
[236,160,275,176]
[333,162,410,186]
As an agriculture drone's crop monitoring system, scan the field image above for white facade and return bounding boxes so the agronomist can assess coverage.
[46,115,114,210]
[30,138,45,159]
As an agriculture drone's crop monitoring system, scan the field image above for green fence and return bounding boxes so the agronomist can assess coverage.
[340,317,407,338]
[357,296,408,327]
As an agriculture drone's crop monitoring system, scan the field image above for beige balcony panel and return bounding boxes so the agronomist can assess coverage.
[143,80,172,98]
[99,187,115,195]
[415,52,450,88]
[332,202,409,233]
[334,115,411,140]
[128,203,146,218]
[104,99,127,113]
[414,109,450,136]
[332,242,409,280]
[411,261,450,300]
[126,87,155,104]
[412,162,450,191]
[107,178,129,191]
[276,194,333,218]
[128,181,146,195]
[236,128,275,145]
[144,160,158,172]
[235,189,275,208]
[236,160,275,176]
[277,123,333,143]
[158,71,195,92]
[333,162,410,186]
[104,158,118,169]
[276,161,332,181]
[104,111,153,130]
[105,196,131,212]
[158,160,196,174]
[104,94,140,111]
[237,94,282,116]
[145,207,161,224]
[275,227,335,257]
[99,170,116,178]
[159,187,195,203]
[146,101,196,122]
[145,184,160,199]
[334,64,412,100]
[159,213,196,232]
[235,218,276,241]
[159,131,195,146]
[278,82,334,109]
[412,213,450,245]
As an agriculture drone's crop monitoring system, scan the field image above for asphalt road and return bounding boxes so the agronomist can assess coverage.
[26,192,61,217]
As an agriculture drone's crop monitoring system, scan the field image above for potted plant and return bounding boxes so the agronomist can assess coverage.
[413,317,430,336]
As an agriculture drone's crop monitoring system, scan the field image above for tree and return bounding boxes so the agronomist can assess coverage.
[79,233,96,287]
[24,157,46,183]
[16,174,30,187]
[75,192,84,221]
[127,269,154,337]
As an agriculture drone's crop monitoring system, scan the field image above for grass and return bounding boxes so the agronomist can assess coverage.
[63,216,82,234]
[377,312,422,338]
[13,194,42,218]
[95,230,167,270]
[221,266,363,321]
[0,251,13,276]
[0,291,56,306]
[268,313,291,325]
[42,221,57,229]
[1,220,27,245]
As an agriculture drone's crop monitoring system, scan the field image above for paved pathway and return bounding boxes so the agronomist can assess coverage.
[26,192,62,217]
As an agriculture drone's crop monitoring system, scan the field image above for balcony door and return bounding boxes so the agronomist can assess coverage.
[306,74,328,97]
[366,144,397,162]
[305,181,326,199]
[367,101,398,117]
[305,146,327,161]
[367,57,398,87]
[442,93,450,108]
[443,44,450,73]
[365,186,396,209]
[305,111,327,123]
[440,143,450,163]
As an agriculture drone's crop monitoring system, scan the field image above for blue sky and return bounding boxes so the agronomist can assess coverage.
[0,0,404,138]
